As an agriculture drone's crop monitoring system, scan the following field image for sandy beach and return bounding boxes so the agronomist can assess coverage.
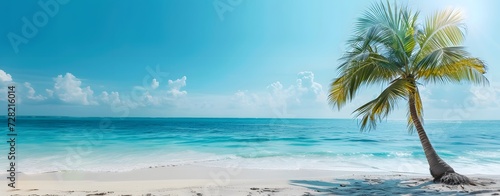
[2,165,499,196]
[3,0,500,195]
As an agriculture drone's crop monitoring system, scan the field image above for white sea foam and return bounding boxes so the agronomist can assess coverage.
[11,150,499,176]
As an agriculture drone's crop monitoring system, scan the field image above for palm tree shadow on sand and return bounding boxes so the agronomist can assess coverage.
[289,178,498,195]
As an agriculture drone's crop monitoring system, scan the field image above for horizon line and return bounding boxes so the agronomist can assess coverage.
[4,115,500,121]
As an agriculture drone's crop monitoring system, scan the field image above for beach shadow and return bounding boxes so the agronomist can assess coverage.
[289,178,495,195]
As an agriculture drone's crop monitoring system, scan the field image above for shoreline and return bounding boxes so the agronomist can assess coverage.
[3,165,499,195]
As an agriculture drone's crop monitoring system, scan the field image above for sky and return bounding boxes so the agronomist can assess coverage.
[0,0,499,119]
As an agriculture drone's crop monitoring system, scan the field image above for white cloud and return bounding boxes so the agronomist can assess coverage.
[233,90,261,107]
[137,89,163,106]
[267,71,327,107]
[52,73,97,105]
[225,71,331,118]
[267,81,288,98]
[296,71,325,101]
[46,89,54,97]
[167,76,187,97]
[0,69,14,102]
[100,91,121,105]
[95,76,189,111]
[151,78,159,90]
[24,82,46,101]
[0,70,13,83]
[266,81,290,114]
[469,82,500,109]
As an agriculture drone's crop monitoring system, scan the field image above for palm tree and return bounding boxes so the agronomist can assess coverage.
[329,1,488,185]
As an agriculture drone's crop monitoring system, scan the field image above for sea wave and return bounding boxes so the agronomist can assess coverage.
[7,150,499,175]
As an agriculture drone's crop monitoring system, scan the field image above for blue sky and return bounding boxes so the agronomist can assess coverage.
[0,0,499,119]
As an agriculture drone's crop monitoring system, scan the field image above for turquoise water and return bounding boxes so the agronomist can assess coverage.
[3,117,499,175]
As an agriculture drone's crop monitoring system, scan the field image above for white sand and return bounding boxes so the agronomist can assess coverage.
[2,165,499,195]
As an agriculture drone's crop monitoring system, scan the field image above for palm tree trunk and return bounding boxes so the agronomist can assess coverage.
[408,90,471,185]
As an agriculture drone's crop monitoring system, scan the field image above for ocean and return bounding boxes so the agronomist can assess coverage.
[4,117,500,175]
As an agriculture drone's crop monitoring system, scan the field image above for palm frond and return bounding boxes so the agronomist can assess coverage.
[415,9,466,64]
[329,51,400,110]
[353,78,415,131]
[418,58,489,85]
[354,1,419,71]
[414,46,469,73]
